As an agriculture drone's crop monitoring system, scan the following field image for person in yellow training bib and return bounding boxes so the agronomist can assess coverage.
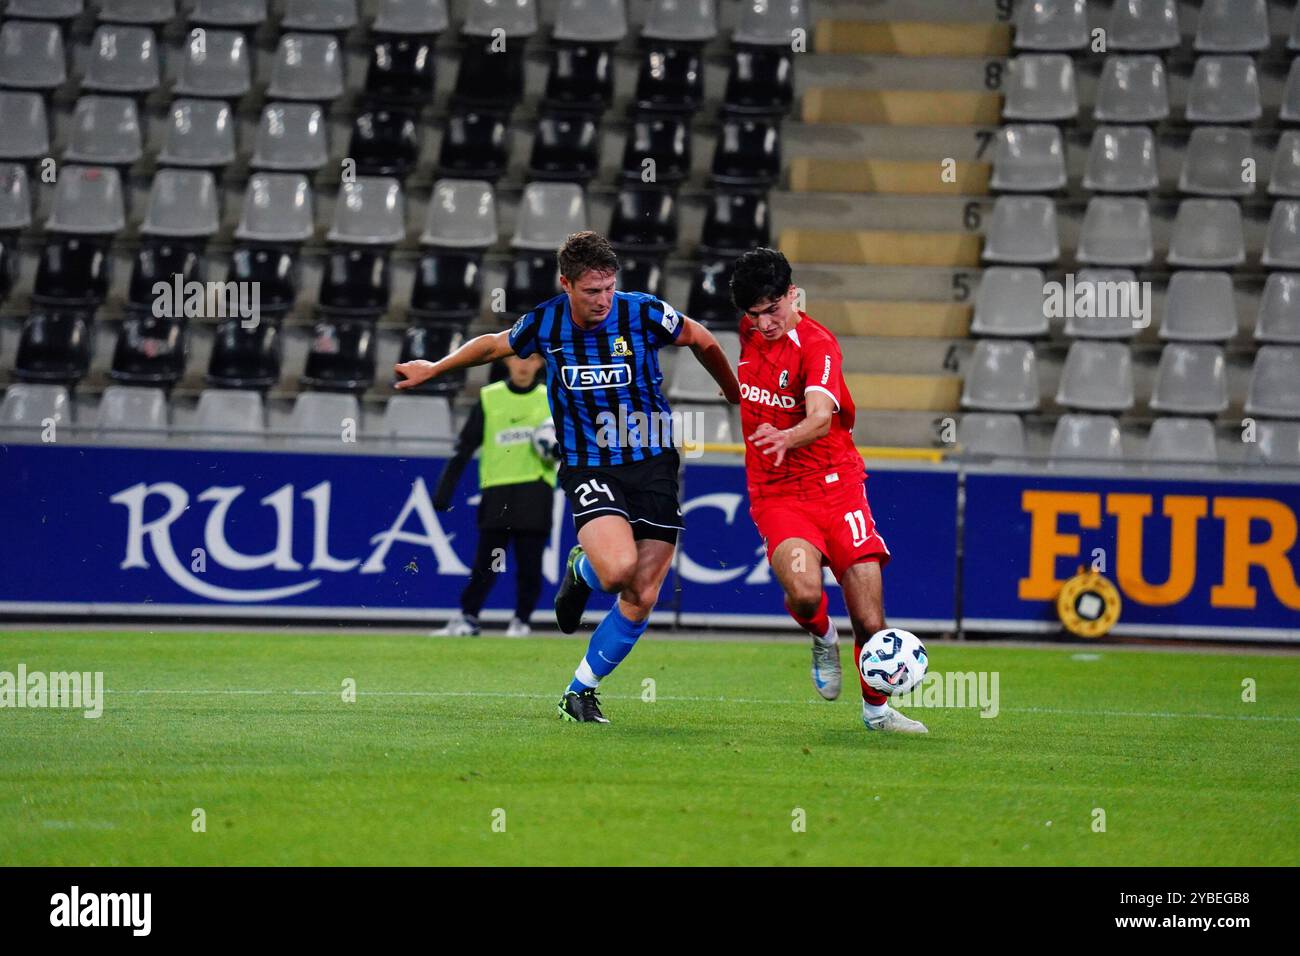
[432,352,559,637]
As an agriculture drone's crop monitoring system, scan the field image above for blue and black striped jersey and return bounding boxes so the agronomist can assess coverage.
[508,290,685,468]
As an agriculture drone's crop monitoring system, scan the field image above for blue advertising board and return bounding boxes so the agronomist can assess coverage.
[0,445,958,629]
[963,471,1300,640]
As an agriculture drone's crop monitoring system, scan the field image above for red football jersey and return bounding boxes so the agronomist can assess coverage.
[738,311,864,497]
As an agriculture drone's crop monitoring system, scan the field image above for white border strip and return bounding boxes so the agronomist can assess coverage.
[963,618,1300,643]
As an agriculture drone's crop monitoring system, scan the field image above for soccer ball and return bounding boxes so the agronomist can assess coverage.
[532,418,559,462]
[858,628,928,697]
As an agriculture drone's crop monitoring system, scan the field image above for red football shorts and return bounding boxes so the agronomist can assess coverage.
[749,477,891,582]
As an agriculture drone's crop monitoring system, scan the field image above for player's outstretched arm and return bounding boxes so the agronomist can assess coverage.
[393,329,515,390]
[675,317,741,404]
[749,390,835,467]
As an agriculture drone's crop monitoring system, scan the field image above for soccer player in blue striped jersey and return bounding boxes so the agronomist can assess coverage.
[395,232,740,723]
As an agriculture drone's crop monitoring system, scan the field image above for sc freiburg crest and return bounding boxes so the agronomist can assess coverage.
[779,369,789,389]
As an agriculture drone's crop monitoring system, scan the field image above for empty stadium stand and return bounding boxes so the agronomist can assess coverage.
[0,0,1295,470]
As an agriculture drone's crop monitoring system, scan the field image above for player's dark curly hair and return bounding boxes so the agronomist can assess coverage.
[729,247,793,311]
[557,231,620,283]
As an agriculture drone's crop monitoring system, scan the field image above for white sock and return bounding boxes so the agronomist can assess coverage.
[813,618,839,646]
[573,658,600,689]
[862,700,890,718]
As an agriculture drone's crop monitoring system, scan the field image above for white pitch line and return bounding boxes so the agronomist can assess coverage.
[100,689,1300,722]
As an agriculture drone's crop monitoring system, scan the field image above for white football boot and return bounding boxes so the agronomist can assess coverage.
[810,620,842,700]
[505,617,531,638]
[863,702,928,734]
[434,613,480,637]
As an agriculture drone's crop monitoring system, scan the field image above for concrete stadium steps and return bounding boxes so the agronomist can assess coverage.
[802,88,1002,126]
[790,157,989,194]
[809,301,971,339]
[780,228,981,268]
[814,20,1010,56]
[845,372,962,413]
[852,409,949,449]
[782,122,996,161]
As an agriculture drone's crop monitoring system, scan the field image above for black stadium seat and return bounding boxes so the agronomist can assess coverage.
[437,109,511,182]
[318,247,391,319]
[301,318,376,393]
[633,44,705,114]
[608,187,678,254]
[365,38,436,107]
[506,252,561,315]
[227,246,298,318]
[14,311,93,384]
[399,319,467,397]
[723,47,795,117]
[110,314,188,388]
[543,44,615,115]
[32,237,113,309]
[207,317,282,390]
[349,109,421,179]
[410,251,483,322]
[699,191,771,256]
[127,242,206,311]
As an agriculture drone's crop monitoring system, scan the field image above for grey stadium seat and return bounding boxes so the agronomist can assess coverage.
[141,169,220,239]
[268,34,345,102]
[1077,197,1153,267]
[512,182,588,250]
[1149,343,1229,415]
[1245,346,1300,418]
[1268,131,1300,198]
[1178,127,1256,198]
[669,331,739,401]
[1014,0,1088,52]
[0,164,33,231]
[990,124,1067,193]
[1056,340,1135,411]
[1108,0,1180,52]
[1250,420,1300,465]
[158,99,237,169]
[1082,126,1158,193]
[1003,54,1078,121]
[327,177,406,245]
[981,196,1059,264]
[555,0,628,43]
[381,395,454,444]
[1064,269,1144,339]
[0,20,67,91]
[1160,271,1236,342]
[251,103,329,172]
[1255,273,1300,343]
[971,267,1049,337]
[1194,0,1269,54]
[6,0,83,17]
[0,384,71,436]
[642,0,717,43]
[174,29,252,100]
[95,385,168,439]
[373,0,451,35]
[46,166,126,235]
[64,96,143,167]
[1262,201,1300,270]
[1166,199,1245,268]
[1145,417,1217,463]
[958,413,1027,457]
[190,1,268,28]
[1094,55,1169,123]
[82,25,160,95]
[284,392,361,447]
[675,403,737,446]
[1051,414,1123,461]
[421,179,498,248]
[961,340,1040,412]
[733,0,807,46]
[0,92,51,162]
[462,0,539,37]
[98,1,177,24]
[1282,60,1300,125]
[282,0,359,32]
[236,173,316,243]
[1185,56,1261,124]
[193,389,265,442]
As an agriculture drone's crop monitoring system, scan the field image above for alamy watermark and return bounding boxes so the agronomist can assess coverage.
[594,404,707,459]
[1043,274,1152,329]
[893,670,1000,718]
[0,664,104,718]
[153,274,262,329]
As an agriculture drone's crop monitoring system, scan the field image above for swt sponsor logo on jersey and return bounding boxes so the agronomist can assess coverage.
[562,364,632,390]
[740,383,796,408]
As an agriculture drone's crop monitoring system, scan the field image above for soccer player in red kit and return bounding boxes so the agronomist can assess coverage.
[730,248,926,734]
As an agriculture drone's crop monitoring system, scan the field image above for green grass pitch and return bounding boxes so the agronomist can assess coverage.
[2,630,1297,866]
